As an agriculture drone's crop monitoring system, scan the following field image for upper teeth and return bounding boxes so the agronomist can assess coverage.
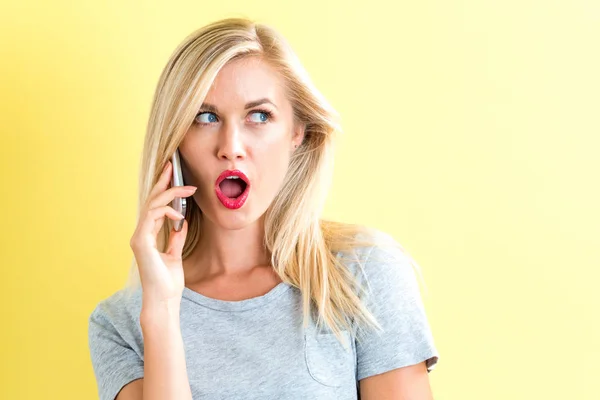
[226,176,240,179]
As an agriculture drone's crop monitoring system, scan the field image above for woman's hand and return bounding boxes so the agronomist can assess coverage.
[129,160,197,307]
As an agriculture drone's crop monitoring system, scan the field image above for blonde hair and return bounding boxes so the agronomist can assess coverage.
[123,17,426,347]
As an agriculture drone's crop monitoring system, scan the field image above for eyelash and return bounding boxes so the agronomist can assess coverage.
[193,109,274,126]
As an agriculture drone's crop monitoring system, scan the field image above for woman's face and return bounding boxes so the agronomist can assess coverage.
[179,56,304,230]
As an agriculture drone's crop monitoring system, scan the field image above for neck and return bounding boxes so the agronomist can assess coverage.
[182,215,272,284]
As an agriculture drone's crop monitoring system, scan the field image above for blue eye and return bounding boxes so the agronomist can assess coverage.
[195,112,218,124]
[249,111,272,123]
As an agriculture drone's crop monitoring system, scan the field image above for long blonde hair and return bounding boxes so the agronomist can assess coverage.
[124,17,425,346]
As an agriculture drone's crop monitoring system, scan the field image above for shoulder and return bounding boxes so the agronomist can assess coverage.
[337,227,420,289]
[344,229,440,376]
[87,286,146,400]
[88,285,144,334]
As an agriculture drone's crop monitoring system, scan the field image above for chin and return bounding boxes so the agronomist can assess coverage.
[206,202,259,231]
[217,214,255,230]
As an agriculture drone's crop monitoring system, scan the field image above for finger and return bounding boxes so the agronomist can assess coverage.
[136,205,185,248]
[148,185,197,210]
[151,205,185,239]
[148,161,173,201]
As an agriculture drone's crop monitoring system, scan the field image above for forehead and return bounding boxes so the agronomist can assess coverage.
[205,56,287,106]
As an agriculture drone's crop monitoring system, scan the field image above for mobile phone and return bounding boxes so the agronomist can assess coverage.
[170,148,187,232]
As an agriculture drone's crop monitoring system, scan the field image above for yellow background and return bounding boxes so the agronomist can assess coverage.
[1,1,598,399]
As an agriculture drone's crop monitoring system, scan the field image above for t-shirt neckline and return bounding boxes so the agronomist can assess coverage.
[181,281,293,312]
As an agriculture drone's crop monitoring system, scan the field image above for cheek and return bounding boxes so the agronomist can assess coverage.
[180,157,213,193]
[180,140,214,187]
[254,144,292,193]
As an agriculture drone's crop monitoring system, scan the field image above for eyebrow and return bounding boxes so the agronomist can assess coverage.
[199,98,278,113]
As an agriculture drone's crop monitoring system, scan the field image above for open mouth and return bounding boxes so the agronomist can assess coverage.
[215,170,251,209]
[219,177,248,199]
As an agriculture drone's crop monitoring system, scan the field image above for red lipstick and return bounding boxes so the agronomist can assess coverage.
[215,169,250,209]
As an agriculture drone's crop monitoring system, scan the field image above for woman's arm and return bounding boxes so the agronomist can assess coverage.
[121,300,192,400]
[359,361,434,400]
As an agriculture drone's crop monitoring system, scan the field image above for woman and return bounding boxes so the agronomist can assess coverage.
[88,17,439,400]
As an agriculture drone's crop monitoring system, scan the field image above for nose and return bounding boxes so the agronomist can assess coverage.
[216,121,246,161]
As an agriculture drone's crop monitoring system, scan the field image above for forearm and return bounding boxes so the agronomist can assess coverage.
[140,300,192,400]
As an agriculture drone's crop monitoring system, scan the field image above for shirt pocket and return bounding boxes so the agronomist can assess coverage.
[304,330,356,387]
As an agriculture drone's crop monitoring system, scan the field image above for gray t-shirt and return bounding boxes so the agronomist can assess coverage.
[88,230,439,400]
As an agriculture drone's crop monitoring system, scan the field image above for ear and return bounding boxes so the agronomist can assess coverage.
[292,122,306,149]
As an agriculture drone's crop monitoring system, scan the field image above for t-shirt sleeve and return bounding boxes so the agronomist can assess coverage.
[88,302,145,400]
[354,231,440,381]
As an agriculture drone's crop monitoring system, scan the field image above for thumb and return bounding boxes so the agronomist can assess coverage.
[166,218,188,258]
